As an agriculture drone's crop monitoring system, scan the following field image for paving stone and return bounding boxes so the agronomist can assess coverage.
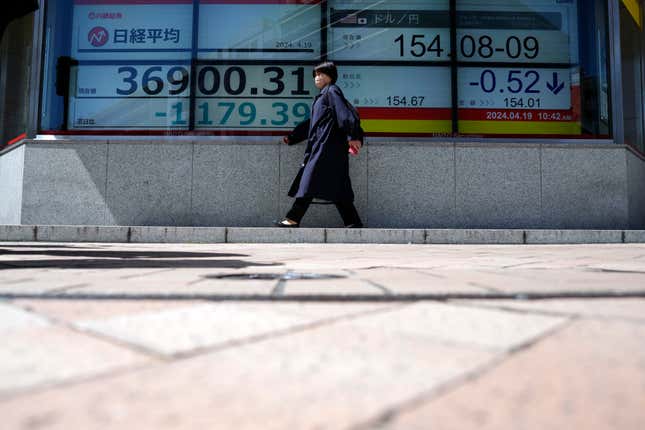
[454,299,645,322]
[281,276,385,296]
[351,268,491,295]
[0,243,282,296]
[585,261,645,274]
[461,268,645,294]
[48,268,282,298]
[0,268,190,295]
[0,312,496,430]
[345,302,568,351]
[401,266,645,296]
[3,244,645,299]
[64,279,278,298]
[0,302,50,332]
[279,244,462,271]
[75,302,387,357]
[11,299,206,322]
[382,319,645,430]
[0,278,65,295]
[0,326,147,395]
[2,241,645,430]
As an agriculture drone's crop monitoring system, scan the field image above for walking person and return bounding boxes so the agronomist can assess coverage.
[274,62,364,228]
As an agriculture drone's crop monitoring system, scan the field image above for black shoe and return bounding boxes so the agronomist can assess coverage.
[273,219,299,228]
[345,223,363,228]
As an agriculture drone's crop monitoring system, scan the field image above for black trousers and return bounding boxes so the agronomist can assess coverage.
[286,197,363,226]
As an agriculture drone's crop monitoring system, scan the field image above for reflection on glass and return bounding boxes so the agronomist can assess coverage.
[66,0,194,130]
[194,64,316,130]
[340,66,451,134]
[198,0,321,61]
[457,0,584,136]
[68,64,192,129]
[327,0,450,62]
[457,0,574,64]
[328,1,451,135]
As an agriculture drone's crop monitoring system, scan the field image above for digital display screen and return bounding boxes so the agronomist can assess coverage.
[198,0,322,60]
[339,66,452,134]
[67,0,583,136]
[68,63,191,129]
[328,4,450,62]
[194,64,316,129]
[71,1,193,61]
[456,10,574,63]
[456,0,580,135]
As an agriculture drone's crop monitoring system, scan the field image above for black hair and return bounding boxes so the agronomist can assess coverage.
[313,61,338,84]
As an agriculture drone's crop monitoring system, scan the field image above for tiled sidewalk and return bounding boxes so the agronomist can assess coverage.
[1,242,644,429]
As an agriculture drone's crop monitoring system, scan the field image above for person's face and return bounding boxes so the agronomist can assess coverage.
[314,72,331,89]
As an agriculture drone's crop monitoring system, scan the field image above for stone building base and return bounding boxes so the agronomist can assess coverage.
[1,139,644,229]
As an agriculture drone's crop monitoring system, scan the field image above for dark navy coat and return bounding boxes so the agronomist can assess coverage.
[287,84,363,202]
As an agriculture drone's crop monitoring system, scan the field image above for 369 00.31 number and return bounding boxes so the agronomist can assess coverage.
[115,66,311,97]
[117,66,189,96]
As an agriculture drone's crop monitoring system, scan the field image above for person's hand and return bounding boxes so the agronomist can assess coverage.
[348,140,361,155]
[283,136,290,145]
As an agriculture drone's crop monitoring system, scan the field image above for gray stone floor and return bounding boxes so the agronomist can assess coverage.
[0,242,644,429]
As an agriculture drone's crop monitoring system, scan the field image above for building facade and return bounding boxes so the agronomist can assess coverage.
[1,0,644,228]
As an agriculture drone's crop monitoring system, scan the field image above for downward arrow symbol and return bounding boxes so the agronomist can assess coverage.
[546,73,565,95]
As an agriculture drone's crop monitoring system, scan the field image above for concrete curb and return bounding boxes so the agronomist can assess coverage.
[525,229,624,244]
[1,225,645,244]
[426,229,524,244]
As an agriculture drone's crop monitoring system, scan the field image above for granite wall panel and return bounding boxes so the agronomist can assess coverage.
[367,144,455,228]
[21,142,108,225]
[105,142,191,226]
[455,146,541,228]
[541,147,629,229]
[192,143,280,227]
[0,145,25,224]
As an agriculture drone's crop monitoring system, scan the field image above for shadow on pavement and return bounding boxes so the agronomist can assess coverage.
[0,247,280,270]
[0,249,247,259]
[0,244,85,249]
[0,259,281,270]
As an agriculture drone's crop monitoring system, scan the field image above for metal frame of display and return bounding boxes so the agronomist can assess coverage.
[27,0,45,139]
[609,0,624,145]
